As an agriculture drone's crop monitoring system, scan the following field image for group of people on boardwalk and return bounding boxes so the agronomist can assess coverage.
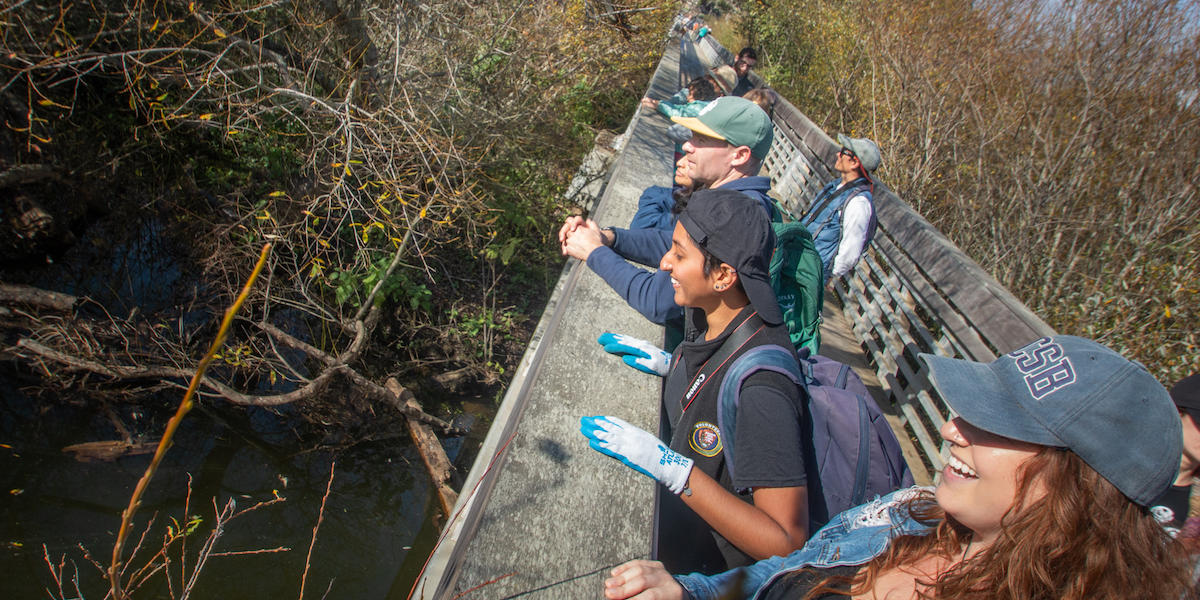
[557,39,1199,600]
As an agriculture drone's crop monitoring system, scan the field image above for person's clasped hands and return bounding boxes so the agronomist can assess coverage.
[558,215,613,261]
[597,332,670,376]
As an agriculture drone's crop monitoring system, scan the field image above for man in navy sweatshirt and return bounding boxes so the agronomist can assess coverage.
[558,96,778,325]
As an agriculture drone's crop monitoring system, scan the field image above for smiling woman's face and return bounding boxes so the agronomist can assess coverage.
[936,417,1047,545]
[659,222,717,309]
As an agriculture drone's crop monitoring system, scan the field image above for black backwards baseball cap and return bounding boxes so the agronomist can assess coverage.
[677,189,783,326]
[1171,374,1200,423]
[919,335,1180,506]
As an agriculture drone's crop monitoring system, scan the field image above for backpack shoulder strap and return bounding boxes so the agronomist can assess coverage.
[851,393,871,505]
[715,344,803,487]
[800,180,841,225]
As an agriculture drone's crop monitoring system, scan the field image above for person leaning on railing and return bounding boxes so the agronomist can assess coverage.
[741,88,777,121]
[628,155,693,233]
[798,135,881,286]
[600,336,1198,600]
[559,96,778,326]
[641,77,722,175]
[708,65,737,98]
[731,47,759,97]
[581,189,810,573]
[642,76,720,119]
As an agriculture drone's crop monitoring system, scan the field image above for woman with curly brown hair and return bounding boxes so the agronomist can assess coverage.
[602,335,1198,600]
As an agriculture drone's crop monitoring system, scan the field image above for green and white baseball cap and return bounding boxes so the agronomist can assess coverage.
[672,96,773,160]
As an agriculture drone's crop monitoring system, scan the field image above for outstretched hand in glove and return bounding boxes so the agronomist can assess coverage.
[579,415,693,495]
[597,332,671,376]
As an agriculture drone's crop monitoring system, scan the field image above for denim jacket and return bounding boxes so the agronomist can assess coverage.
[675,487,934,600]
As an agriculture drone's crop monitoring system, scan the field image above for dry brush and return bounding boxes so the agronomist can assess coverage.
[740,0,1199,381]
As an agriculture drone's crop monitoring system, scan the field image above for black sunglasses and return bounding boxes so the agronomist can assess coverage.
[838,148,857,160]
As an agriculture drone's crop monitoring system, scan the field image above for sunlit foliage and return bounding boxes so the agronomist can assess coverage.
[736,0,1199,382]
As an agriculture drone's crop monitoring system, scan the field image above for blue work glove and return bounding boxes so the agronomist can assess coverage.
[597,332,671,376]
[579,416,694,495]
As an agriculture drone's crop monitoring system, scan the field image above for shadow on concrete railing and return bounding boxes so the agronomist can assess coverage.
[698,34,1056,477]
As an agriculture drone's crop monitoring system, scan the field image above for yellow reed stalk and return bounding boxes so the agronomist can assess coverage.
[108,243,272,600]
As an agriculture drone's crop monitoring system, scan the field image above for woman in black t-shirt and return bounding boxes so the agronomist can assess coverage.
[581,189,809,570]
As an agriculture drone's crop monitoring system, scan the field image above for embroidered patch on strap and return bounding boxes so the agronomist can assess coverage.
[689,421,722,457]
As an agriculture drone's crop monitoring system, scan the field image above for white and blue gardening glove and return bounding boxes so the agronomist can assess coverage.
[597,332,671,376]
[579,416,693,495]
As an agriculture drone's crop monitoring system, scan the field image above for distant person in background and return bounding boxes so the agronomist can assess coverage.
[643,77,720,117]
[1150,373,1200,539]
[643,78,721,177]
[731,47,759,97]
[742,88,777,120]
[708,65,737,97]
[628,155,693,232]
[799,134,881,284]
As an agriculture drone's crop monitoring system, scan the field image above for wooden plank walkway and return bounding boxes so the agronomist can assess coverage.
[819,296,932,485]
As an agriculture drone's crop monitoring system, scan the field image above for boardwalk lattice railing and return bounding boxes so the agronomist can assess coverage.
[699,36,1055,482]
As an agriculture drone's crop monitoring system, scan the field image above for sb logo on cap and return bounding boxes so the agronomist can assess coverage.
[1008,337,1077,400]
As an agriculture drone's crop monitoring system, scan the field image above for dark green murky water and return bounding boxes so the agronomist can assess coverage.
[0,215,492,599]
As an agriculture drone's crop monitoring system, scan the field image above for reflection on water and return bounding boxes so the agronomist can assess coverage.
[0,377,481,598]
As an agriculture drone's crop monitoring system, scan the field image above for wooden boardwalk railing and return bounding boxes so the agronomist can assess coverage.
[699,35,1056,476]
[413,27,1061,599]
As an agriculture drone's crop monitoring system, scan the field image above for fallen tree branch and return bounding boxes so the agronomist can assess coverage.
[0,163,59,187]
[388,378,458,516]
[340,366,464,435]
[0,284,77,312]
[253,320,338,367]
[430,366,479,390]
[338,304,381,365]
[15,338,190,380]
[12,338,463,433]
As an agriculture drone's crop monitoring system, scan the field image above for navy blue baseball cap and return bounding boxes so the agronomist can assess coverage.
[920,335,1180,506]
[678,189,783,325]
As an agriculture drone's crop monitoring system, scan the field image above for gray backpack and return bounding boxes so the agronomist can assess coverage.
[717,344,913,531]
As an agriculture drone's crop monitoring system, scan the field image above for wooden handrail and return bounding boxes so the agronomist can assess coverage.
[698,35,1055,476]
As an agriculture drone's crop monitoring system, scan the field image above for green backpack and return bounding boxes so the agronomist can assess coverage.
[769,220,824,355]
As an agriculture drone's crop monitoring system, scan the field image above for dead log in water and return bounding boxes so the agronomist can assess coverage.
[386,378,458,517]
[63,439,159,462]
